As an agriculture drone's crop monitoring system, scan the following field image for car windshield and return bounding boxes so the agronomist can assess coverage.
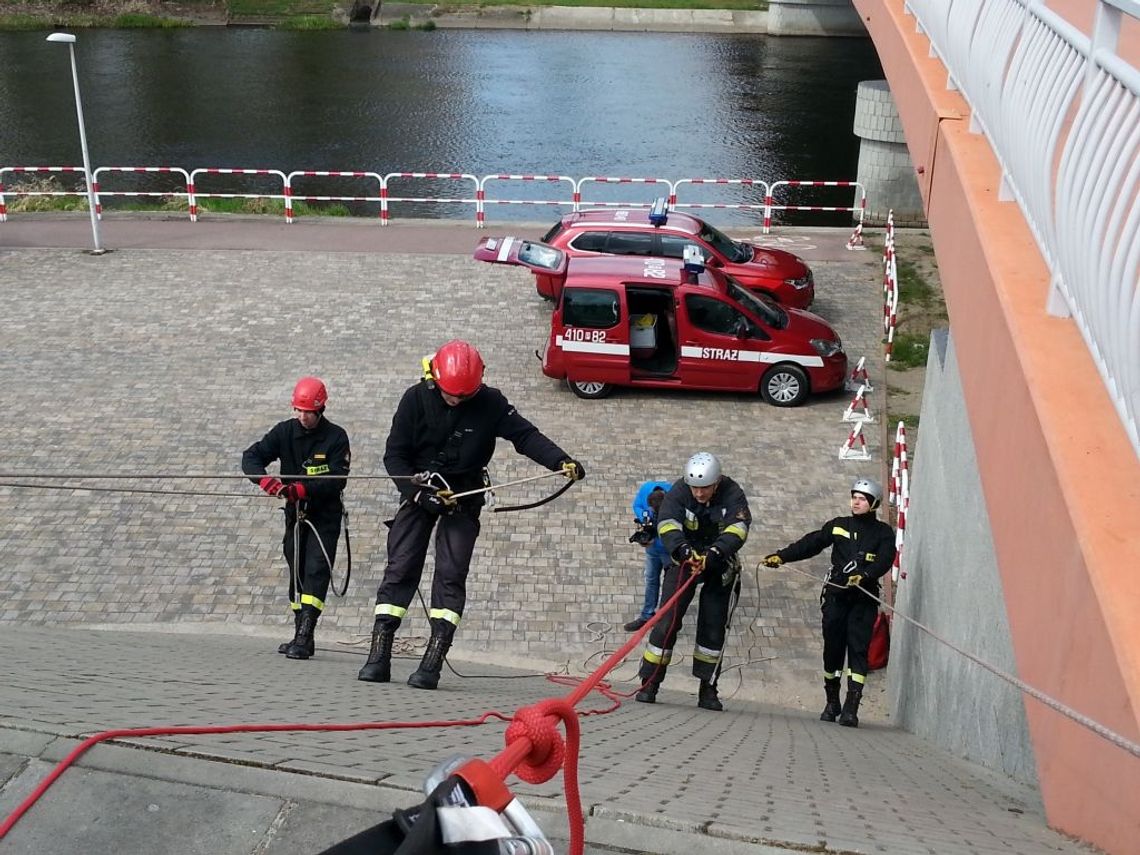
[698,223,752,264]
[728,279,788,329]
[518,242,564,270]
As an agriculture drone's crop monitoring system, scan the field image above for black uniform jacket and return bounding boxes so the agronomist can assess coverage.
[242,417,351,523]
[776,513,896,594]
[384,381,569,504]
[657,477,752,559]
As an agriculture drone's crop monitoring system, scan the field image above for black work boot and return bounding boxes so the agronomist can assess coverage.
[697,679,723,712]
[407,631,451,690]
[285,606,318,660]
[838,684,863,728]
[278,610,302,654]
[820,677,842,722]
[635,683,659,703]
[357,622,396,683]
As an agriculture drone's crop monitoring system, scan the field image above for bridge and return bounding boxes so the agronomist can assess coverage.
[854,1,1139,852]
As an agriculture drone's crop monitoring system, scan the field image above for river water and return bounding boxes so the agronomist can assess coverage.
[0,28,882,222]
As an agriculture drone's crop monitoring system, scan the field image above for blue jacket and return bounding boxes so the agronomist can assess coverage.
[632,480,673,556]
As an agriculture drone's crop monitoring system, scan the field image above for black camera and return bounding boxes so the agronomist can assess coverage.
[629,521,657,546]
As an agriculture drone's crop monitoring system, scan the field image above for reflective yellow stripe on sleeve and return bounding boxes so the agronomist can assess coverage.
[658,519,682,535]
[724,522,749,541]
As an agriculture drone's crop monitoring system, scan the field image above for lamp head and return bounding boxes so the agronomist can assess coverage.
[46,33,77,44]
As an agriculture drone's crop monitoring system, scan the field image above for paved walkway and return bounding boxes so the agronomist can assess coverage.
[0,216,1092,853]
[0,626,1086,855]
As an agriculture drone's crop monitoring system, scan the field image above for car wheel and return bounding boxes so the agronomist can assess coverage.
[567,379,612,399]
[760,364,809,407]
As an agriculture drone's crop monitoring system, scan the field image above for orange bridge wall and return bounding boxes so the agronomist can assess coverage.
[853,1,1140,852]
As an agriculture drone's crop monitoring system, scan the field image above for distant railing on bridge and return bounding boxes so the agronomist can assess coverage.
[905,0,1140,456]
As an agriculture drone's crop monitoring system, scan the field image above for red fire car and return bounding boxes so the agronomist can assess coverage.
[473,238,845,406]
[527,199,815,308]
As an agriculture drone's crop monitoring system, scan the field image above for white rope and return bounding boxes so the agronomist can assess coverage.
[775,563,1140,759]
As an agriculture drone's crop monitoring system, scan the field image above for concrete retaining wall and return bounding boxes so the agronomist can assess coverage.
[889,328,1039,788]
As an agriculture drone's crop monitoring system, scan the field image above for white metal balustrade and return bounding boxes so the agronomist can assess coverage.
[904,0,1140,457]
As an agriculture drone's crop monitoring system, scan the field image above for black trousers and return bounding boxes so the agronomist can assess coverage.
[374,501,482,630]
[639,561,739,684]
[821,589,877,680]
[282,513,340,611]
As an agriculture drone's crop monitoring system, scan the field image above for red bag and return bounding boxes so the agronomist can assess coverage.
[868,612,890,671]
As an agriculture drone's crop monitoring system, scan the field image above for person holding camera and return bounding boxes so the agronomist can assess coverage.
[623,480,672,632]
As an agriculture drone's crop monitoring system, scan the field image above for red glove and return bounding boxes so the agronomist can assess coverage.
[282,483,307,503]
[259,476,284,497]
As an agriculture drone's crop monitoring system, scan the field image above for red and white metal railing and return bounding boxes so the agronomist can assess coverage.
[671,178,769,217]
[381,172,480,226]
[187,168,289,222]
[91,167,192,219]
[763,180,867,235]
[0,166,88,221]
[284,170,384,223]
[890,420,910,582]
[476,174,576,228]
[882,210,899,362]
[574,176,674,211]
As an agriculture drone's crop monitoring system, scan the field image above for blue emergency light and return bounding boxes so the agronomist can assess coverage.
[683,244,705,275]
[648,197,669,226]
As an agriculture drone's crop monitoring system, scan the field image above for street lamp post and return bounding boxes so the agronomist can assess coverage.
[46,32,104,254]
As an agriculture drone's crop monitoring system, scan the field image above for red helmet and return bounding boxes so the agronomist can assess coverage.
[292,376,328,412]
[432,340,485,397]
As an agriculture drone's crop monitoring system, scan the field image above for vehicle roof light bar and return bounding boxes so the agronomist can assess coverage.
[648,196,669,226]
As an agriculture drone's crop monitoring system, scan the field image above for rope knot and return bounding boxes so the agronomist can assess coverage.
[503,699,572,783]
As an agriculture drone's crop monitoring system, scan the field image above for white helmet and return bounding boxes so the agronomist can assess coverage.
[851,477,883,509]
[684,452,722,487]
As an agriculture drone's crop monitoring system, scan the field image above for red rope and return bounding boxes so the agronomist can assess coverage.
[1,567,702,853]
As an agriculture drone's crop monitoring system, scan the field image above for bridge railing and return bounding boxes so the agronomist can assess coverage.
[904,0,1140,456]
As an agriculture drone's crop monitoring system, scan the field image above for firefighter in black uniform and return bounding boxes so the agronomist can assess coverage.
[358,340,584,690]
[636,452,751,711]
[242,376,351,660]
[763,477,896,727]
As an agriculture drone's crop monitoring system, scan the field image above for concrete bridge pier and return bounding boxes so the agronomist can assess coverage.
[767,0,866,36]
[853,79,926,226]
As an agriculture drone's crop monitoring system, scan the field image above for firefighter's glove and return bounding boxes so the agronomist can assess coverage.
[704,546,727,573]
[762,554,783,568]
[415,490,454,516]
[281,483,307,503]
[672,542,695,564]
[259,476,285,497]
[559,457,586,481]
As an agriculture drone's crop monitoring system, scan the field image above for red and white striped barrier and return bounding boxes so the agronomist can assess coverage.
[890,421,909,581]
[882,210,899,361]
[845,355,874,393]
[671,178,769,217]
[0,166,88,221]
[842,383,874,423]
[285,171,383,224]
[838,420,872,461]
[476,174,576,229]
[187,168,289,222]
[574,176,674,211]
[91,167,192,219]
[381,172,480,227]
[763,180,867,235]
[0,163,874,234]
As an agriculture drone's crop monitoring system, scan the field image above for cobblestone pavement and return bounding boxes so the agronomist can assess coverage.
[0,220,1093,853]
[0,220,890,702]
[0,626,1087,854]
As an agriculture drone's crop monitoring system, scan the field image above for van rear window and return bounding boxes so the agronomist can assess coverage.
[563,288,619,329]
